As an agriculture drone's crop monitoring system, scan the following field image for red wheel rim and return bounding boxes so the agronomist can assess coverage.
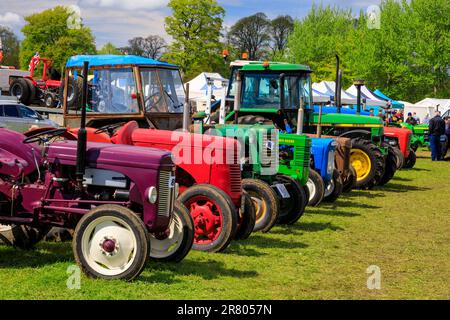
[184,195,223,245]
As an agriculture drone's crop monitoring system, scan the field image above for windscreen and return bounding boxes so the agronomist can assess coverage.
[240,72,312,110]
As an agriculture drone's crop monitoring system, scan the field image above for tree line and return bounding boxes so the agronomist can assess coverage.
[0,0,448,101]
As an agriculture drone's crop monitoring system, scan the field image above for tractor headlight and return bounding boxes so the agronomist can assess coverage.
[388,140,397,146]
[147,186,158,204]
[327,150,335,175]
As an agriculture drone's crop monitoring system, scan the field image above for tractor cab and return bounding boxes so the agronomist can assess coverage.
[62,55,186,130]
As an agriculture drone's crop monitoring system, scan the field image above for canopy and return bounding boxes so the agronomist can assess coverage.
[66,55,176,68]
[415,98,450,114]
[185,72,227,100]
[346,85,389,108]
[373,89,404,109]
[312,81,358,105]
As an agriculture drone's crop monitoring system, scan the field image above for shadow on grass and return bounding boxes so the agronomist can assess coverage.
[307,208,361,218]
[374,183,431,193]
[341,191,386,199]
[271,222,344,236]
[391,176,413,182]
[0,242,72,269]
[142,259,259,284]
[409,167,431,172]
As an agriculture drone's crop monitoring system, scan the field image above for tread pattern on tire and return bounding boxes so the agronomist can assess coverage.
[276,174,307,225]
[307,169,325,207]
[351,138,385,190]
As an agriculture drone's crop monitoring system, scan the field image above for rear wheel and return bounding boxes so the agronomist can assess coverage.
[59,76,82,110]
[179,184,237,253]
[149,201,194,262]
[342,165,357,193]
[404,148,417,168]
[275,175,307,225]
[306,169,325,206]
[323,169,343,203]
[350,138,385,189]
[242,178,279,233]
[378,144,398,186]
[72,205,149,281]
[43,92,56,108]
[0,224,50,249]
[10,78,33,105]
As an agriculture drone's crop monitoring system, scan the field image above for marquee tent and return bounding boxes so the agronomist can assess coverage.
[373,89,404,109]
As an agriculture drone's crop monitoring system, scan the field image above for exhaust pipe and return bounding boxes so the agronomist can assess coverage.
[183,82,190,131]
[335,55,342,113]
[76,61,89,188]
[296,96,304,134]
[234,71,242,124]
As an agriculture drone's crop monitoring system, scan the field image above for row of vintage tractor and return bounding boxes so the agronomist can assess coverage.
[0,55,417,281]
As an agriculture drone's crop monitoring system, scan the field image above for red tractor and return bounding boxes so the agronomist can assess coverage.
[383,126,415,169]
[9,53,62,107]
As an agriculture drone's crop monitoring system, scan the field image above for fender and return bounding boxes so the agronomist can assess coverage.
[339,130,372,141]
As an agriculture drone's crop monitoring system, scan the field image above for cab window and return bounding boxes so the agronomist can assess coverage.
[3,105,20,118]
[20,106,40,119]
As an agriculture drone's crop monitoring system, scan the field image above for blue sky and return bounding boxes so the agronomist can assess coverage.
[0,0,380,48]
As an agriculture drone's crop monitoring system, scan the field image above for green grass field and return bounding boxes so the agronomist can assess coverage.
[0,151,449,300]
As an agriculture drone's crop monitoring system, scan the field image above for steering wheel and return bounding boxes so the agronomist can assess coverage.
[144,92,163,111]
[23,128,68,144]
[94,122,127,135]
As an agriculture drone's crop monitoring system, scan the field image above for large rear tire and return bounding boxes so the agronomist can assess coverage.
[0,224,50,249]
[59,76,82,110]
[9,78,33,105]
[72,205,149,281]
[242,178,279,233]
[378,144,397,186]
[404,148,417,169]
[350,138,385,189]
[275,174,307,225]
[306,169,325,206]
[323,169,343,203]
[179,184,237,253]
[149,201,194,263]
[392,146,405,170]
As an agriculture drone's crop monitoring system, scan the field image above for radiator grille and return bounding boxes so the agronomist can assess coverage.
[230,151,242,193]
[294,139,311,168]
[158,170,175,217]
[261,131,279,167]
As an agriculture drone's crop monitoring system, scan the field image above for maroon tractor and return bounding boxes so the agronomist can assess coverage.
[0,61,194,281]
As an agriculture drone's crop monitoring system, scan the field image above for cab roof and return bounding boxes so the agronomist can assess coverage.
[234,60,312,73]
[66,55,177,69]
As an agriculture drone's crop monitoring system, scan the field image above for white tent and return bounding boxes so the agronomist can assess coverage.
[402,100,434,124]
[346,85,389,107]
[185,72,228,112]
[415,98,450,115]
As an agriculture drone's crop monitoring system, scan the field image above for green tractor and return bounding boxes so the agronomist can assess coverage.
[191,118,311,231]
[220,60,397,189]
[397,123,429,151]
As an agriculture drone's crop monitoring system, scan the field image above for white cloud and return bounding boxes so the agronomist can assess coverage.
[0,12,24,28]
[79,0,168,11]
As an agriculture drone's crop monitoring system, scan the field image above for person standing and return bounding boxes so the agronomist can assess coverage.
[406,112,417,125]
[423,113,431,124]
[413,112,420,124]
[428,111,446,161]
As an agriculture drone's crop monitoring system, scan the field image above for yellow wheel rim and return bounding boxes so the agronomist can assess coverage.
[350,149,372,181]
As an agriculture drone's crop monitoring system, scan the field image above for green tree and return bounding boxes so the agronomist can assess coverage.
[287,5,354,84]
[165,0,225,80]
[0,26,20,67]
[270,15,294,53]
[128,35,167,60]
[98,42,122,55]
[20,6,96,74]
[228,13,271,60]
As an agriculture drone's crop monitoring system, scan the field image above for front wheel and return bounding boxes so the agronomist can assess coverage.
[72,205,149,281]
[275,175,307,225]
[323,169,343,203]
[403,148,417,168]
[234,191,256,240]
[306,169,325,206]
[342,165,357,193]
[242,178,279,233]
[149,201,194,263]
[179,184,237,253]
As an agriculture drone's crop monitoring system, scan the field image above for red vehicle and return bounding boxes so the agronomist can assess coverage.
[9,53,62,107]
[383,126,415,168]
[65,121,256,254]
